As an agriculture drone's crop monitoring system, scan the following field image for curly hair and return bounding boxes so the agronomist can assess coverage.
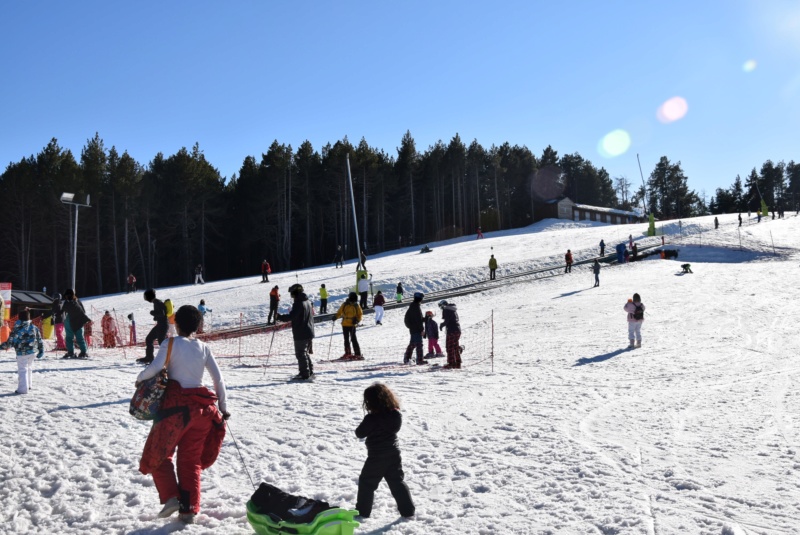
[362,382,400,414]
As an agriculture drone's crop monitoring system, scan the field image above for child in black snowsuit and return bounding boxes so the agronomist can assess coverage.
[355,383,415,520]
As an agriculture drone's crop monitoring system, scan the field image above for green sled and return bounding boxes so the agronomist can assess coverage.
[246,500,360,535]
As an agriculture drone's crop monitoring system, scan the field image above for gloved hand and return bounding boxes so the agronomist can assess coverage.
[36,351,44,359]
[208,309,213,313]
[222,411,231,421]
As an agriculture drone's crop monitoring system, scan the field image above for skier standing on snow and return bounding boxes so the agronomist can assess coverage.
[623,293,645,348]
[714,217,719,229]
[738,213,742,227]
[319,284,328,314]
[261,260,271,283]
[395,282,404,303]
[138,289,168,364]
[358,273,370,309]
[438,300,462,369]
[354,383,416,521]
[267,286,280,325]
[335,292,363,360]
[592,259,601,287]
[565,250,573,273]
[0,309,44,394]
[373,291,385,325]
[277,284,316,380]
[424,311,443,358]
[194,264,205,285]
[403,292,427,365]
[488,254,498,280]
[599,239,605,257]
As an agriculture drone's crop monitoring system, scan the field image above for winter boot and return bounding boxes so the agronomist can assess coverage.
[628,340,635,349]
[635,340,641,348]
[158,497,180,518]
[62,353,76,359]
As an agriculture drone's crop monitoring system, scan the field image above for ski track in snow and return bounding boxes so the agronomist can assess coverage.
[2,213,800,534]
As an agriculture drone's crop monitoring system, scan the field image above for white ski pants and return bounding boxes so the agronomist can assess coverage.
[627,321,642,342]
[16,354,35,394]
[374,306,384,324]
[194,274,205,284]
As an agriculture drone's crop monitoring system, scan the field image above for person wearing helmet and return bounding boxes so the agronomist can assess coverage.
[335,292,363,360]
[277,283,316,380]
[438,300,462,369]
[403,292,427,365]
[137,288,168,364]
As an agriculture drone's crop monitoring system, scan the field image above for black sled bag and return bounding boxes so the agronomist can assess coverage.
[250,482,332,524]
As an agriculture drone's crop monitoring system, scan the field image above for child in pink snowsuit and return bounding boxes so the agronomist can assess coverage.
[623,293,645,348]
[423,311,442,357]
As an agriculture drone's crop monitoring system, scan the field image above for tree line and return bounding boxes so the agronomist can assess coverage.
[0,131,792,295]
[708,160,800,215]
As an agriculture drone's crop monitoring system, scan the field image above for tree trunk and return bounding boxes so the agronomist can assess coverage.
[95,198,103,294]
[112,193,121,292]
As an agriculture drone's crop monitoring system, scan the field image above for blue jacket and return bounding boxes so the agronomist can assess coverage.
[1,320,44,356]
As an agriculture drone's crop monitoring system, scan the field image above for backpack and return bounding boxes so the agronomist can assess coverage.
[164,299,174,317]
[633,303,644,320]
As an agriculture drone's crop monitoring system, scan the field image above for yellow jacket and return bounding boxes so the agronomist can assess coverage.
[335,301,362,327]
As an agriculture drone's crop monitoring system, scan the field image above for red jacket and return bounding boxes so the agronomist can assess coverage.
[261,261,271,274]
[139,381,225,475]
[373,294,386,307]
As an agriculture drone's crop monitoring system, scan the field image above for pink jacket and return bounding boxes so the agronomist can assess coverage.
[623,301,645,322]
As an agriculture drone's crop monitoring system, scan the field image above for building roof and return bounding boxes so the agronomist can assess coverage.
[573,203,644,217]
[11,290,53,309]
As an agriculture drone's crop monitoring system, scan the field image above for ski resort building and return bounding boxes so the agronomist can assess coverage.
[535,197,645,225]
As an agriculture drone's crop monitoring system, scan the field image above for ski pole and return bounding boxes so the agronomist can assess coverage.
[226,421,257,491]
[326,318,336,359]
[262,327,277,379]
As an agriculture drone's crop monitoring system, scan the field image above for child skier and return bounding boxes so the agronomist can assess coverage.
[319,284,328,314]
[334,292,363,360]
[198,299,212,333]
[0,309,44,394]
[623,293,646,348]
[424,311,442,358]
[354,383,415,520]
[268,286,280,325]
[395,282,404,303]
[373,291,385,325]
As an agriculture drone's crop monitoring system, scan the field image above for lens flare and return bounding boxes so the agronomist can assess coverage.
[742,59,757,72]
[597,129,631,158]
[656,96,688,123]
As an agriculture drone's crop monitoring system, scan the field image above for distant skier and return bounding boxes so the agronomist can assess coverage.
[101,310,118,348]
[373,291,385,325]
[714,217,719,229]
[403,292,426,365]
[198,299,212,333]
[395,282,404,303]
[334,246,344,269]
[268,286,280,325]
[438,300,462,369]
[592,259,601,287]
[599,239,605,257]
[194,264,205,285]
[623,293,645,348]
[488,254,498,280]
[738,213,742,227]
[261,260,271,282]
[277,284,316,380]
[565,250,573,273]
[319,284,328,314]
[476,226,484,239]
[358,273,370,309]
[359,250,368,270]
[628,234,633,250]
[127,273,137,293]
[334,292,363,360]
[424,311,443,358]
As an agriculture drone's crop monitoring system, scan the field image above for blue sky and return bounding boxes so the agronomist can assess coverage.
[2,0,798,199]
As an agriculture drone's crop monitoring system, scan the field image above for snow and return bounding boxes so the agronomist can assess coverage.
[2,212,800,534]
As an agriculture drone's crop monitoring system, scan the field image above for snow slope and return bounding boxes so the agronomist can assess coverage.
[2,212,799,534]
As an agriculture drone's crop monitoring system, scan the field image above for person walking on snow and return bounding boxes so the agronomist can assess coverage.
[101,310,119,348]
[623,293,645,348]
[488,255,498,280]
[194,264,205,285]
[354,383,416,520]
[137,288,168,364]
[277,284,316,379]
[599,239,605,257]
[335,292,363,359]
[403,292,427,365]
[373,291,386,325]
[51,294,66,350]
[0,309,44,394]
[334,246,343,268]
[438,300,462,369]
[261,260,271,282]
[395,282,404,303]
[127,273,137,293]
[424,311,443,358]
[358,273,370,309]
[267,286,280,325]
[592,259,601,287]
[62,288,90,359]
[565,250,573,273]
[137,305,229,524]
[319,284,328,314]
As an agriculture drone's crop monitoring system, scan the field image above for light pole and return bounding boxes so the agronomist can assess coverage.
[60,192,91,291]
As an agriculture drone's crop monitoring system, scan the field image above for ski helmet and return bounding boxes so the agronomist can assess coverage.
[438,300,448,309]
[144,288,156,301]
[413,292,424,301]
[288,283,303,296]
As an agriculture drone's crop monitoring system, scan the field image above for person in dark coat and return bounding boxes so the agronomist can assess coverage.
[61,288,90,359]
[395,282,404,303]
[261,260,270,283]
[137,288,168,364]
[488,255,498,280]
[277,284,316,380]
[359,250,367,270]
[51,294,66,350]
[438,300,462,369]
[403,292,426,365]
[599,239,605,257]
[267,286,280,325]
[565,250,573,273]
[355,383,415,520]
[592,259,601,287]
[334,245,343,268]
